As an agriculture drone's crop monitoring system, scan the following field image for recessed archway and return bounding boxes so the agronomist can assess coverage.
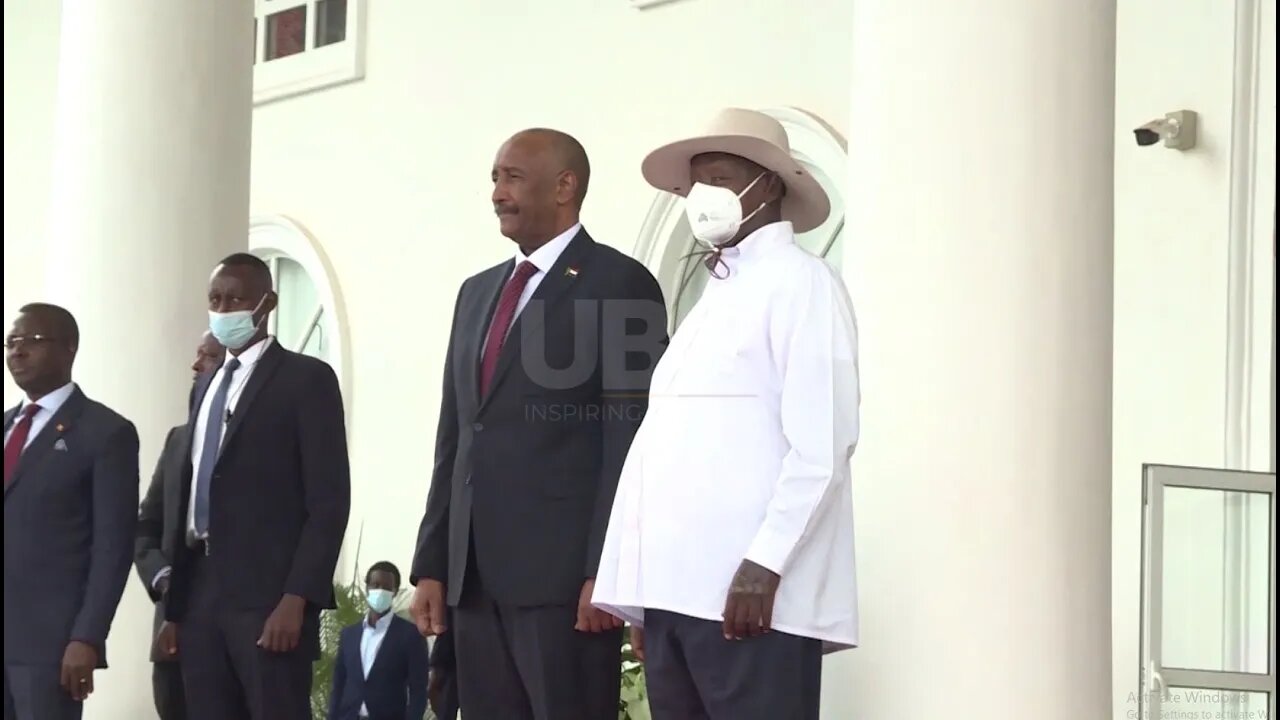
[248,215,351,407]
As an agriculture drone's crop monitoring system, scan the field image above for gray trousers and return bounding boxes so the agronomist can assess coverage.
[3,665,83,720]
[642,609,822,720]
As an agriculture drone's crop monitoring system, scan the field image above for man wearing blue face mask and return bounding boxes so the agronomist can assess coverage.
[159,253,351,720]
[592,108,862,719]
[328,562,428,720]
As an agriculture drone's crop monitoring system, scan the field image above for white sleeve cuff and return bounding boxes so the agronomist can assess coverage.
[743,526,792,577]
[151,566,172,590]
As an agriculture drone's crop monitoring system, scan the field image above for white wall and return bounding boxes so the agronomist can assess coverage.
[2,0,59,377]
[1111,0,1275,717]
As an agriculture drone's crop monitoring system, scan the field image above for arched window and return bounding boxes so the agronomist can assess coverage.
[248,216,349,394]
[632,107,847,330]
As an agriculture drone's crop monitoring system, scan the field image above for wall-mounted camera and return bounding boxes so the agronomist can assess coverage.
[1133,110,1198,150]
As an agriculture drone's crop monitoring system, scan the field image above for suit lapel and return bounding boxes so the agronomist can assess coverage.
[182,373,215,467]
[365,616,403,680]
[468,260,514,408]
[5,388,87,497]
[163,425,189,532]
[2,406,16,434]
[218,341,286,459]
[172,378,212,533]
[347,625,367,686]
[481,230,592,409]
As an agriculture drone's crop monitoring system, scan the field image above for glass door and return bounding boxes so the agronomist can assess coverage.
[1140,464,1276,720]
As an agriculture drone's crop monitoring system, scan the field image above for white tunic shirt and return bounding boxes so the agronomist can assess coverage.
[591,221,862,651]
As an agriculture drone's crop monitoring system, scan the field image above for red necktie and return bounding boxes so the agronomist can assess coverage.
[3,404,41,489]
[479,261,539,397]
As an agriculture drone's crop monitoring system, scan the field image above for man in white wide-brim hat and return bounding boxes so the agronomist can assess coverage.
[592,108,861,719]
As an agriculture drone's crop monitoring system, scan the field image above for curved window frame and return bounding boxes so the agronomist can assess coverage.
[248,215,351,401]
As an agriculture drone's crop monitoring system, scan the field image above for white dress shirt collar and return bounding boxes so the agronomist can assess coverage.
[6,381,77,451]
[513,222,581,274]
[224,336,272,367]
[715,221,796,273]
[19,381,76,414]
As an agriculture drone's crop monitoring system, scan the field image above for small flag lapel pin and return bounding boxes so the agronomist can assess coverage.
[565,267,580,278]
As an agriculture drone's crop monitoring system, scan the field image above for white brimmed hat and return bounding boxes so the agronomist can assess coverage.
[641,108,831,233]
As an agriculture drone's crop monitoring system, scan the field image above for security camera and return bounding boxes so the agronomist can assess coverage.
[1133,124,1163,147]
[1133,110,1197,150]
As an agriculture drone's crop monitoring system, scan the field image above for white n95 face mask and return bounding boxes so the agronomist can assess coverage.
[683,173,768,247]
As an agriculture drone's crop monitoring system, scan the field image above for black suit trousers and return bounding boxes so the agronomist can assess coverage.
[152,659,186,720]
[179,553,315,720]
[453,562,620,720]
[2,665,81,720]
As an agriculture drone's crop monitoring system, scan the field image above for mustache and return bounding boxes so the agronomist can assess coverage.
[494,204,518,216]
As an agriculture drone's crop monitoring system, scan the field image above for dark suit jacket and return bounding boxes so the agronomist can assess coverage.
[411,229,667,607]
[328,615,428,720]
[164,342,350,622]
[133,424,187,659]
[3,387,139,667]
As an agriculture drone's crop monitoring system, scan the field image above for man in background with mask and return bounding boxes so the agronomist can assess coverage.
[592,108,862,719]
[159,253,351,720]
[327,561,428,720]
[133,330,223,720]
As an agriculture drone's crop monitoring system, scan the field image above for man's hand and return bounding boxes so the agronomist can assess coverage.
[412,579,448,637]
[721,559,781,640]
[629,625,645,663]
[574,579,623,633]
[257,594,306,653]
[153,621,179,661]
[60,641,98,701]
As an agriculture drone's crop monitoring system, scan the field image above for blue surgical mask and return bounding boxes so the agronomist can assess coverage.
[208,297,266,350]
[367,588,395,615]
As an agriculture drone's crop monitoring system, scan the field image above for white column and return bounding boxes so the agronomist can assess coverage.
[832,2,1115,718]
[43,2,254,717]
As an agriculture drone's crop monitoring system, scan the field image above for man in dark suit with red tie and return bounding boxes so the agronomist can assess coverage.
[3,303,140,720]
[409,129,668,719]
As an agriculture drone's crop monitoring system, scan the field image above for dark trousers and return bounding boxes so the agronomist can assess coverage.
[432,668,460,720]
[642,609,822,720]
[152,659,186,720]
[453,564,621,720]
[179,553,316,720]
[2,665,82,720]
